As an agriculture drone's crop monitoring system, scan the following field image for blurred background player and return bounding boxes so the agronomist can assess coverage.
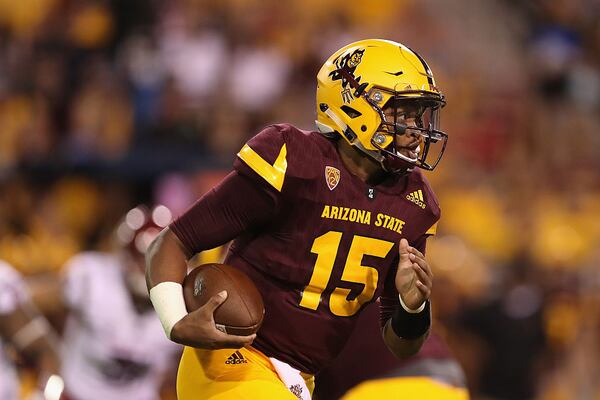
[39,205,181,400]
[314,302,468,400]
[147,39,441,399]
[0,259,63,400]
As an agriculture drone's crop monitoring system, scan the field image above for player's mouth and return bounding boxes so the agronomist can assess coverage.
[398,142,420,160]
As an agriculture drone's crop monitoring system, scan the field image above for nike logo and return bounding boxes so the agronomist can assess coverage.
[384,70,404,76]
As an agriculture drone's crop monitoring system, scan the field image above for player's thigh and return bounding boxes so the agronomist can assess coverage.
[179,378,297,400]
[341,377,470,400]
[177,346,297,400]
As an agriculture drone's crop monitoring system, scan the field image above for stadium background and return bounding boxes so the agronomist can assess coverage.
[0,0,599,398]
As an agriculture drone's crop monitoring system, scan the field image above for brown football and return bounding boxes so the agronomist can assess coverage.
[182,263,264,336]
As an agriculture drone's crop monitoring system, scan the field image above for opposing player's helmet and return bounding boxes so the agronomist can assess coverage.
[316,39,447,172]
[116,204,172,297]
[116,204,173,256]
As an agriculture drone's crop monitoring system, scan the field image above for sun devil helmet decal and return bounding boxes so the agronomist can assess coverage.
[328,48,365,103]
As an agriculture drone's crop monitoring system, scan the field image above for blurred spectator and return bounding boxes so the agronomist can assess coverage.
[159,23,227,104]
[64,58,133,163]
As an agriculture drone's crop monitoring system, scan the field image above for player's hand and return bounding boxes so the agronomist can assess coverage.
[395,238,433,310]
[170,291,256,349]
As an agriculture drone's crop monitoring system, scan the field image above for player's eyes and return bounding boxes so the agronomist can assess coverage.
[382,106,427,128]
[396,113,418,121]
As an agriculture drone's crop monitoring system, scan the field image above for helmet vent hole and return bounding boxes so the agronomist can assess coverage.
[340,105,362,119]
[361,125,367,132]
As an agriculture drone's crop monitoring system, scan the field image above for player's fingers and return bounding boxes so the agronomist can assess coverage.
[415,280,431,298]
[410,255,433,279]
[408,246,425,259]
[413,263,432,288]
[203,291,228,314]
[398,239,410,261]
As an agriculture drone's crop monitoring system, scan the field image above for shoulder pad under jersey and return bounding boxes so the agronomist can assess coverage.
[234,123,321,192]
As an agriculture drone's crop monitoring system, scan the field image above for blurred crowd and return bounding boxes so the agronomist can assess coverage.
[0,0,599,399]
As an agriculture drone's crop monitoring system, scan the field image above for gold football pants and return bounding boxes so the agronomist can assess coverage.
[177,345,314,399]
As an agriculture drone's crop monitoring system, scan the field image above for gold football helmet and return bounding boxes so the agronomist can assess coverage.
[316,39,447,172]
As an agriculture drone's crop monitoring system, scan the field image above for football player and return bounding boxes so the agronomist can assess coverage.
[0,259,63,400]
[147,39,446,399]
[51,205,181,400]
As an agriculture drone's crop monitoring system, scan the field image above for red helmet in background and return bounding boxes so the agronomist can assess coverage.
[116,204,173,298]
[116,204,173,256]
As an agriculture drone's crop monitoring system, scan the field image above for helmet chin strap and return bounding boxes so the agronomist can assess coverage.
[321,106,348,132]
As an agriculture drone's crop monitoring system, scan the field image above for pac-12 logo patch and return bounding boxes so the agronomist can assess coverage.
[325,166,340,191]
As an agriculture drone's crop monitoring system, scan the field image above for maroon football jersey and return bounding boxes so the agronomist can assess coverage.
[222,123,440,374]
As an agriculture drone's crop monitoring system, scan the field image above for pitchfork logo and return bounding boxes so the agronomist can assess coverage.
[329,48,365,103]
[325,166,340,191]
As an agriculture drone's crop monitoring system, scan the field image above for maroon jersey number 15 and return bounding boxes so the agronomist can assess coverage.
[299,231,393,317]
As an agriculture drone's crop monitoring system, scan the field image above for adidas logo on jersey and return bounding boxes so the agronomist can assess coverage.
[225,351,247,364]
[406,190,426,209]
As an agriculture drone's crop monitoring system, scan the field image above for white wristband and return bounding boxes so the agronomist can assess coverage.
[149,282,188,339]
[398,294,426,314]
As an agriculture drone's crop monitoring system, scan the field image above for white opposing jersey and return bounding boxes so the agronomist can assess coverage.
[0,260,28,400]
[61,252,181,400]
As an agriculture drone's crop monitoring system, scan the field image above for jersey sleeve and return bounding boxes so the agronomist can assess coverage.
[170,171,279,255]
[172,124,312,256]
[233,123,318,194]
[234,125,290,193]
[379,235,428,327]
[0,261,28,315]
